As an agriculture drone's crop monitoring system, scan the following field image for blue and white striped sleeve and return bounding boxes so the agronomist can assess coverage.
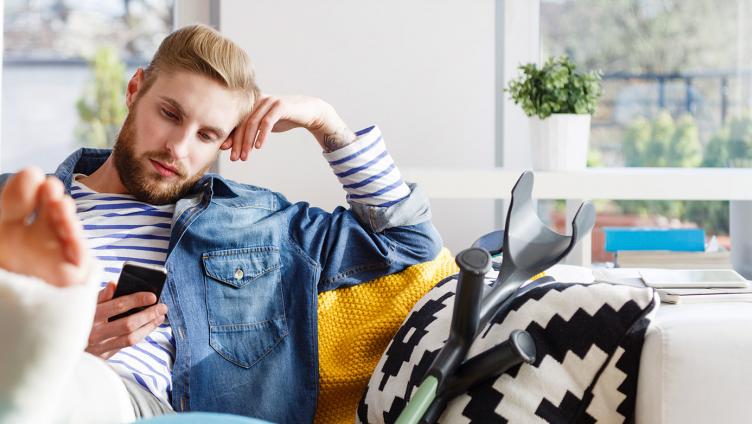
[322,125,411,207]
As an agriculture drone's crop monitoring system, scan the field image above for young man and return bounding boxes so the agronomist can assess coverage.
[0,24,441,423]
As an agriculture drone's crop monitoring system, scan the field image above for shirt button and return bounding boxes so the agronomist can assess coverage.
[234,268,244,280]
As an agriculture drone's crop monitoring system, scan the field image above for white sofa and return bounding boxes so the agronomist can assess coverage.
[636,302,752,423]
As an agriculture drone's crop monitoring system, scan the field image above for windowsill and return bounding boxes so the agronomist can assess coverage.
[401,167,752,201]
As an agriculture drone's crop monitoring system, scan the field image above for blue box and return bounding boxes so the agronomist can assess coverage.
[603,227,705,252]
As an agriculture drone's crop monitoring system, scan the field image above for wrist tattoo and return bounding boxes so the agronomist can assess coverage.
[323,126,357,153]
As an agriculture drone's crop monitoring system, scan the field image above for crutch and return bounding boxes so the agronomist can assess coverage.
[396,171,595,424]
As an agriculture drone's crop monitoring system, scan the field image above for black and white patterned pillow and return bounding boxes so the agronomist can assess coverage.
[357,272,658,423]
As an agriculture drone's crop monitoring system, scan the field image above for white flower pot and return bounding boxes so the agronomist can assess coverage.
[530,113,591,171]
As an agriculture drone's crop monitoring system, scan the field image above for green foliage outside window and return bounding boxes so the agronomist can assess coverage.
[617,111,752,235]
[623,111,702,168]
[75,47,128,148]
[617,111,702,219]
[684,112,752,235]
[702,113,752,168]
[506,56,602,119]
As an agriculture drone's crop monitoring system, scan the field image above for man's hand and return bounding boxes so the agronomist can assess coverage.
[86,281,168,359]
[221,95,357,161]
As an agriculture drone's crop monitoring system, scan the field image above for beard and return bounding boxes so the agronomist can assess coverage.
[112,103,215,205]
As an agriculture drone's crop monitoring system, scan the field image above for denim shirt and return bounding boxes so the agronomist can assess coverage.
[0,148,442,423]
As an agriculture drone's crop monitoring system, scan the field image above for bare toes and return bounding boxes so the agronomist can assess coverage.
[41,187,86,267]
[58,198,86,266]
[38,176,65,210]
[0,167,45,224]
[38,177,67,235]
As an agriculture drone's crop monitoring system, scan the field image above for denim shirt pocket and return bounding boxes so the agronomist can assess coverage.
[202,246,288,369]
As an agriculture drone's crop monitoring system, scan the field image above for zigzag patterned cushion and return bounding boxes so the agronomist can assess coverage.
[357,272,658,423]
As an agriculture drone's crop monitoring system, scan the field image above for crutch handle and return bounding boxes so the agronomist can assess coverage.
[425,248,491,389]
[419,330,536,424]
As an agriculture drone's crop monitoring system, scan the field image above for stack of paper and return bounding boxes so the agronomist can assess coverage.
[656,288,752,304]
[615,251,731,269]
[593,268,751,304]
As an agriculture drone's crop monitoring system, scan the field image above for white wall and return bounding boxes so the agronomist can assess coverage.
[217,0,498,253]
[174,0,210,28]
[174,0,219,29]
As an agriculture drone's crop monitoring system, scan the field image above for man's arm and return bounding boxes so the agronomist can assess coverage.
[222,95,358,160]
[226,95,443,291]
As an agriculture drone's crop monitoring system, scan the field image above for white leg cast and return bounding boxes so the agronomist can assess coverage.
[0,266,136,424]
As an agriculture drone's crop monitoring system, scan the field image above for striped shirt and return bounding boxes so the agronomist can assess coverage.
[67,125,406,405]
[323,126,411,207]
[72,175,176,406]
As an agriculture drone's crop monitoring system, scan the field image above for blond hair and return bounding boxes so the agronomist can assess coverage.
[142,24,260,116]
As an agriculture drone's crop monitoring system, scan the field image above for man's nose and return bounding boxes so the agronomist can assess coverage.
[165,126,193,159]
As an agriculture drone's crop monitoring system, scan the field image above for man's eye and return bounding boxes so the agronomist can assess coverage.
[161,108,178,120]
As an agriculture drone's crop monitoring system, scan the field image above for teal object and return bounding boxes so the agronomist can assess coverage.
[137,412,272,424]
[604,227,705,252]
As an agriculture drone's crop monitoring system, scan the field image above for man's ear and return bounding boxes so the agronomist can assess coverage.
[126,68,146,109]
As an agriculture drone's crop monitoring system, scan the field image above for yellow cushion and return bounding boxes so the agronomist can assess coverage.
[314,248,458,424]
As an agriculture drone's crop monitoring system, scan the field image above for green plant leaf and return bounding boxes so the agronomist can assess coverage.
[507,55,602,119]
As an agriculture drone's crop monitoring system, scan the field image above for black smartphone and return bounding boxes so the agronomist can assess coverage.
[108,262,168,322]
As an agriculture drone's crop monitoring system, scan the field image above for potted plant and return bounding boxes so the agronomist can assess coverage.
[507,56,602,170]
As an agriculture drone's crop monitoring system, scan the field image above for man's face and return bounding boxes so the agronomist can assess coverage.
[113,70,245,204]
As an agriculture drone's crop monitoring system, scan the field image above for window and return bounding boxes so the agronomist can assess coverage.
[2,0,174,172]
[540,0,752,263]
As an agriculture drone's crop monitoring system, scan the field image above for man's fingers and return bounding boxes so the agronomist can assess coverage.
[253,102,284,152]
[220,131,234,150]
[94,291,158,322]
[88,315,166,358]
[109,315,166,353]
[92,303,167,342]
[233,97,270,161]
[96,281,117,304]
[222,121,244,151]
[230,118,245,161]
[232,116,251,160]
[240,97,276,161]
